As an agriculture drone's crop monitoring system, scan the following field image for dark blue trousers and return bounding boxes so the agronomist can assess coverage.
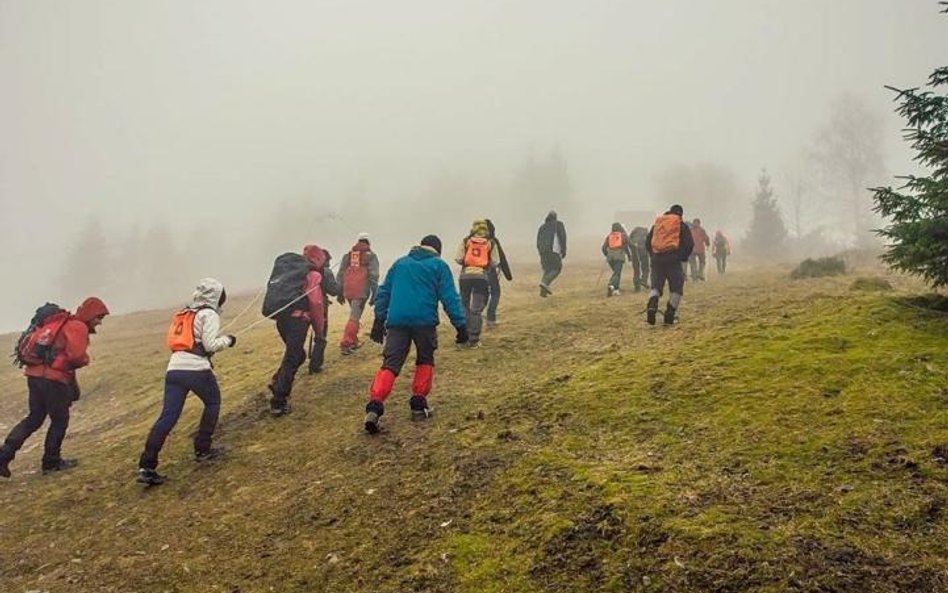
[138,370,221,470]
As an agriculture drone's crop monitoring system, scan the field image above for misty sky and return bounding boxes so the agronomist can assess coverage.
[1,0,946,329]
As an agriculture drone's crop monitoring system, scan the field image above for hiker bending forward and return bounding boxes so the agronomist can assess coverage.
[0,298,109,478]
[363,235,468,434]
[137,279,235,485]
[536,210,567,297]
[646,204,694,325]
[335,233,380,355]
[269,245,340,416]
[455,220,500,347]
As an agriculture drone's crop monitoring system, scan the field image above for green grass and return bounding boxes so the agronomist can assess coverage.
[0,263,945,592]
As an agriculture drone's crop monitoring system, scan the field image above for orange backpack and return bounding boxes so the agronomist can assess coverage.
[167,310,200,354]
[650,214,681,254]
[463,237,491,268]
[607,231,624,250]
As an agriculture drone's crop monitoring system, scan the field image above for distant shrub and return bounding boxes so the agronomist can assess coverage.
[791,257,846,279]
[850,277,893,292]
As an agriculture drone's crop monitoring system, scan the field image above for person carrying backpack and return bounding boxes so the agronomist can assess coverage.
[712,230,731,274]
[688,218,711,281]
[484,219,513,328]
[601,222,634,297]
[363,235,467,434]
[536,210,567,297]
[136,279,236,486]
[628,225,651,292]
[335,232,380,355]
[266,244,340,416]
[307,247,340,374]
[0,297,109,478]
[645,205,694,325]
[454,220,499,347]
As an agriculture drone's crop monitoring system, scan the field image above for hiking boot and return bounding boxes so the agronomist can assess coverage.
[613,289,621,297]
[0,460,10,479]
[195,447,224,462]
[646,296,659,326]
[364,411,381,434]
[663,304,677,325]
[539,283,552,297]
[308,366,323,374]
[409,395,432,421]
[607,285,615,297]
[340,346,354,356]
[270,400,291,417]
[42,458,78,474]
[137,468,166,486]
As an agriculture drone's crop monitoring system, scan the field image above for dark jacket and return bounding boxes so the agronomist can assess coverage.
[601,223,634,262]
[645,212,694,263]
[536,212,567,257]
[374,246,466,329]
[485,219,513,281]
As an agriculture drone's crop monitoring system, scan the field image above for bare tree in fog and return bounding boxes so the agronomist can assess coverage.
[810,94,886,246]
[781,154,818,240]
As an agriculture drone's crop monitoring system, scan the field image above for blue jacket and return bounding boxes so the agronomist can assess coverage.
[374,246,466,329]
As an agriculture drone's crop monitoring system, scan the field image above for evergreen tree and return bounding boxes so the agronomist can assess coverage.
[872,19,948,288]
[744,169,788,260]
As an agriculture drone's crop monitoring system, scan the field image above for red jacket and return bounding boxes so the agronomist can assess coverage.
[690,225,711,255]
[291,245,328,335]
[24,297,109,385]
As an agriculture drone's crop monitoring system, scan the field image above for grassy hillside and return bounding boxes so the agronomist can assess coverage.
[1,261,946,593]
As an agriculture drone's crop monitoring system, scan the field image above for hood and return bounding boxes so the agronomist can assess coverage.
[611,222,624,233]
[303,244,327,268]
[545,210,558,223]
[75,297,110,324]
[470,219,490,238]
[189,278,225,311]
[410,245,440,260]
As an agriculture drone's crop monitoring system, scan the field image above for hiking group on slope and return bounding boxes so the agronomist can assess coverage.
[1,210,732,483]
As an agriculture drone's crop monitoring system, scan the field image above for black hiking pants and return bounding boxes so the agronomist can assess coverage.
[0,377,73,469]
[650,257,685,298]
[631,246,649,290]
[382,326,438,374]
[308,304,329,373]
[459,277,489,344]
[607,259,624,291]
[486,268,501,323]
[139,370,221,470]
[270,314,310,405]
[540,251,563,288]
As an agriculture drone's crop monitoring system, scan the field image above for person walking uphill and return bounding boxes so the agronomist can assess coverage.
[712,230,731,274]
[646,205,694,325]
[363,235,468,434]
[601,222,634,297]
[336,233,380,355]
[265,245,340,417]
[484,219,513,327]
[536,210,567,297]
[688,218,711,281]
[628,226,651,292]
[0,297,109,478]
[455,220,500,347]
[136,279,236,486]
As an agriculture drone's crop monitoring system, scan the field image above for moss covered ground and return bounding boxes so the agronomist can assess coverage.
[0,261,946,593]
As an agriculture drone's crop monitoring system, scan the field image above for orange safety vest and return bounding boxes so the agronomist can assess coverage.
[650,214,681,254]
[607,231,624,250]
[463,237,491,268]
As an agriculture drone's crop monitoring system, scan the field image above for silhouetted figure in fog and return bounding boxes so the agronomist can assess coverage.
[646,205,694,325]
[713,230,731,274]
[536,210,567,297]
[628,226,650,292]
[454,220,499,348]
[484,219,513,327]
[601,222,633,296]
[688,218,711,281]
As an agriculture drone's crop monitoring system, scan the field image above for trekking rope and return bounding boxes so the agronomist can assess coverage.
[220,287,265,332]
[230,283,325,337]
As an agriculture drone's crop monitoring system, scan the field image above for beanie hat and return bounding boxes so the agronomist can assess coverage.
[420,234,442,255]
[670,204,684,216]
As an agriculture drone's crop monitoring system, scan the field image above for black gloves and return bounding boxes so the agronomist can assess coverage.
[370,317,387,344]
[227,335,237,347]
[337,294,346,306]
[455,325,469,344]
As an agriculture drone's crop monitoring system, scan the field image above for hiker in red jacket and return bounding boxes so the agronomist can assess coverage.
[335,233,380,356]
[688,218,711,282]
[0,297,109,478]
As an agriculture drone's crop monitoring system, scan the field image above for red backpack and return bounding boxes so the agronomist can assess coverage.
[13,304,70,368]
[343,249,370,301]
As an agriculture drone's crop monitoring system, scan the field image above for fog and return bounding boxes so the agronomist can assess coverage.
[1,1,945,330]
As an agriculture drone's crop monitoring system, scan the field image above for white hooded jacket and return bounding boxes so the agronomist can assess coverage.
[167,278,233,372]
